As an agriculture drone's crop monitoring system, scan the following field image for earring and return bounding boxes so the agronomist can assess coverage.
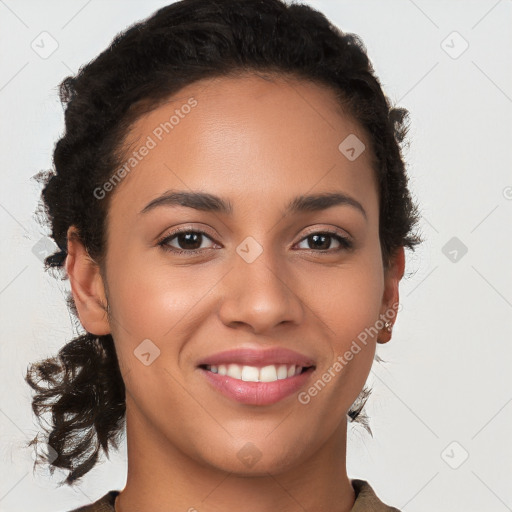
[384,321,392,332]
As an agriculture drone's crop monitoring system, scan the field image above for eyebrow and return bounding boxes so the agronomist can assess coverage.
[140,190,367,219]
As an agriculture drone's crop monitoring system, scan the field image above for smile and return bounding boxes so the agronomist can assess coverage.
[204,363,308,382]
[197,347,316,405]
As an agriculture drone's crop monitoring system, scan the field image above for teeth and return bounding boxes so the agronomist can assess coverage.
[206,363,304,382]
[276,364,288,379]
[260,365,277,382]
[241,366,259,381]
[227,364,242,379]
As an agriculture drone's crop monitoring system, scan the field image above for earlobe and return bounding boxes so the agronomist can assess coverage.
[377,246,405,344]
[64,226,110,336]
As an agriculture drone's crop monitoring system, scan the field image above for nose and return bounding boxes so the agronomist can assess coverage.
[217,245,305,334]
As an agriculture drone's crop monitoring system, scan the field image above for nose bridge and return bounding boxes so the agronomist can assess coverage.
[218,236,304,332]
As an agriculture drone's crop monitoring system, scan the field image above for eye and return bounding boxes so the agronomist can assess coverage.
[295,230,353,252]
[157,228,217,254]
[157,227,353,256]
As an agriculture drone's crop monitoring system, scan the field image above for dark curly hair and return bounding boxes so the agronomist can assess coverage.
[25,0,422,487]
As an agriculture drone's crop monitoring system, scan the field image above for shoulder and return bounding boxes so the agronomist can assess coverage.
[67,490,120,512]
[351,479,402,511]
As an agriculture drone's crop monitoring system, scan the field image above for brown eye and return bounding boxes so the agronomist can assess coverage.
[157,228,352,256]
[158,229,216,254]
[296,231,353,252]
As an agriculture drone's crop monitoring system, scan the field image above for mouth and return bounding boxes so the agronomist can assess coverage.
[197,347,316,405]
[199,363,314,383]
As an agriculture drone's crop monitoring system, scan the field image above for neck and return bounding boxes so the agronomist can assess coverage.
[115,398,356,512]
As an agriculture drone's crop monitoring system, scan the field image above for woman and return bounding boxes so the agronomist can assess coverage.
[25,0,421,510]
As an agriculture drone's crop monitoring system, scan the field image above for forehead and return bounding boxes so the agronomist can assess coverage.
[108,73,378,220]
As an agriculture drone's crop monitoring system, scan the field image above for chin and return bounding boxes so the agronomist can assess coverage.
[194,437,309,477]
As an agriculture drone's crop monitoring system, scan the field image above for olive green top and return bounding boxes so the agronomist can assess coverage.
[68,479,401,511]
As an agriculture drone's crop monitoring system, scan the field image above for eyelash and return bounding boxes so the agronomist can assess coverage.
[156,227,353,255]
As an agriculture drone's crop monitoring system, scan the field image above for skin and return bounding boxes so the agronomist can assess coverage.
[65,73,405,512]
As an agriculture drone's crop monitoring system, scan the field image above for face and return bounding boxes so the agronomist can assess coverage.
[69,73,403,476]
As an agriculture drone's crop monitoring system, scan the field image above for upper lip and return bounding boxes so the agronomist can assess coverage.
[197,348,316,368]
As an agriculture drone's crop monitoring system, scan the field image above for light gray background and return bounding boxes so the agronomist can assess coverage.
[1,1,511,511]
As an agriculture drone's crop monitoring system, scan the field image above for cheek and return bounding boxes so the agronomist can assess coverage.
[309,253,384,347]
[309,249,384,394]
[107,250,205,335]
[105,248,225,380]
[297,267,382,430]
[106,256,204,418]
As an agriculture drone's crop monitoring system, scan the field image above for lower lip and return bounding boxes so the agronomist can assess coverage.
[199,367,314,405]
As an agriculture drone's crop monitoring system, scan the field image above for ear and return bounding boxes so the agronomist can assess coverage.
[64,226,110,336]
[378,246,405,344]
